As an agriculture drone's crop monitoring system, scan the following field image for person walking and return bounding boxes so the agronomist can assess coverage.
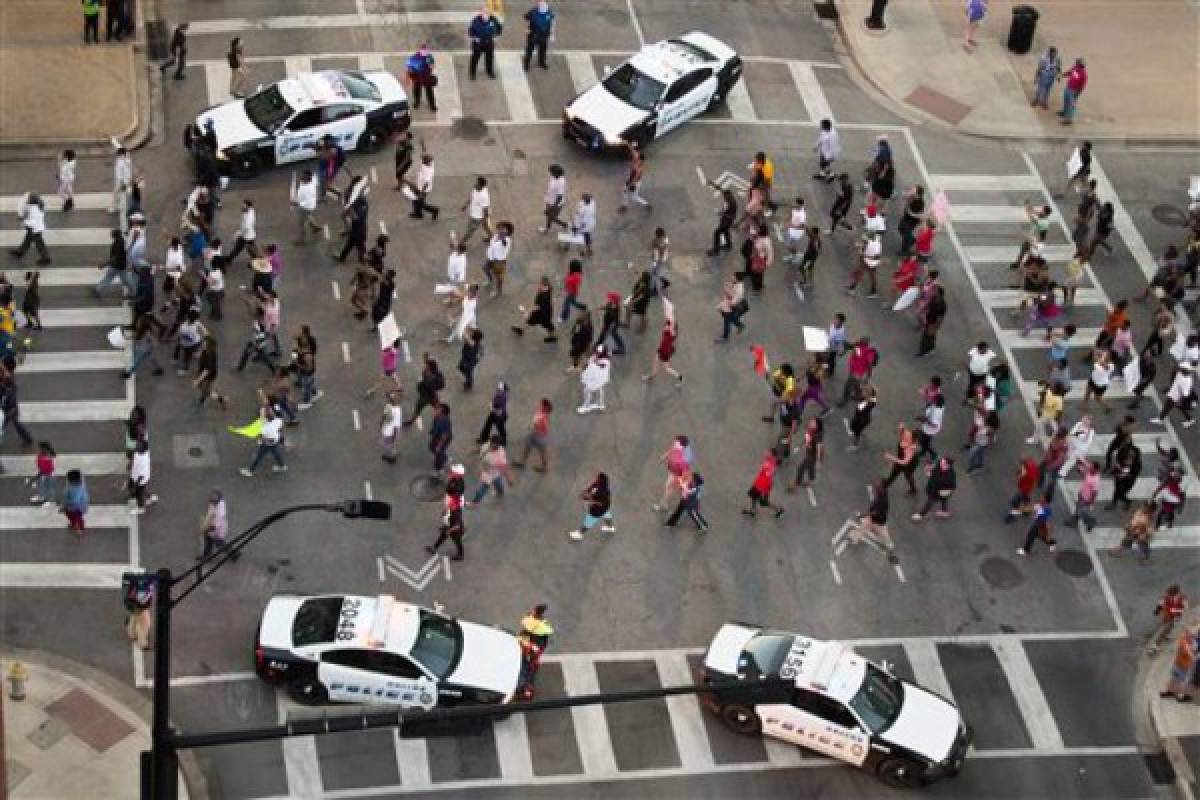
[512,276,557,341]
[468,434,515,505]
[1066,459,1101,532]
[104,0,125,41]
[523,1,555,71]
[404,353,444,427]
[192,336,229,410]
[483,222,512,297]
[569,472,616,540]
[513,397,552,472]
[847,382,878,451]
[595,293,626,355]
[560,259,587,322]
[445,284,479,344]
[642,316,684,386]
[539,164,567,233]
[379,390,404,463]
[1152,363,1196,427]
[881,423,919,495]
[1107,439,1142,512]
[652,436,693,513]
[292,170,320,245]
[566,312,594,373]
[82,0,101,43]
[458,329,484,392]
[813,118,841,182]
[912,456,957,521]
[568,193,597,257]
[227,38,248,97]
[665,470,708,533]
[707,189,738,256]
[1149,586,1189,656]
[239,406,287,477]
[9,194,51,265]
[1032,45,1061,108]
[828,173,855,234]
[127,438,158,514]
[1058,58,1088,124]
[160,22,189,80]
[460,176,493,246]
[61,469,89,536]
[57,150,77,212]
[227,199,260,263]
[198,489,237,575]
[427,494,466,561]
[742,451,786,519]
[1109,501,1154,562]
[406,44,438,112]
[1017,498,1055,555]
[963,0,987,51]
[429,403,453,471]
[787,417,825,492]
[715,275,747,342]
[1152,471,1186,530]
[467,6,502,80]
[577,345,611,414]
[409,154,440,220]
[477,382,508,444]
[618,146,650,212]
[1160,626,1200,703]
[30,441,56,506]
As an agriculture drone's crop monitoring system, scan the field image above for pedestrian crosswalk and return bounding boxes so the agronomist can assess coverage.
[191,50,841,128]
[0,189,140,591]
[255,634,1127,797]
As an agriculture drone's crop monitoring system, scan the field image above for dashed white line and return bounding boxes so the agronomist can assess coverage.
[379,219,388,236]
[695,166,707,187]
[331,281,341,301]
[377,556,385,582]
[323,224,331,241]
[363,480,373,500]
[370,166,378,184]
[442,555,452,582]
[807,487,817,507]
[625,0,645,46]
[352,409,362,431]
[829,560,842,585]
[401,340,412,363]
[894,564,907,583]
[342,342,351,363]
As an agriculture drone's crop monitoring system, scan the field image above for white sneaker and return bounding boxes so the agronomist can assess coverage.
[131,507,145,515]
[297,402,313,411]
[272,465,289,473]
[313,390,324,402]
[1025,436,1038,445]
[1016,547,1027,556]
[651,503,663,512]
[239,468,254,477]
[576,405,591,414]
[601,524,616,533]
[537,226,548,233]
[568,529,583,541]
[1151,417,1164,425]
[1185,419,1197,429]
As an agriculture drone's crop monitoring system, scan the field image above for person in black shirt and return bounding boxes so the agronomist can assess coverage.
[512,277,556,341]
[569,472,615,540]
[595,293,625,356]
[828,173,854,234]
[896,185,925,256]
[707,189,737,256]
[429,403,453,471]
[427,504,465,561]
[159,23,189,80]
[405,353,444,427]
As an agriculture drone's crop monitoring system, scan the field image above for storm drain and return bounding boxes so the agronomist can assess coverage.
[1053,549,1094,577]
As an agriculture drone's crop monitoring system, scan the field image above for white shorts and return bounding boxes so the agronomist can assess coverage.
[787,227,806,243]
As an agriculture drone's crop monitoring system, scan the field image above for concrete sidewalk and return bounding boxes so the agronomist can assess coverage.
[834,0,1200,144]
[1142,611,1200,799]
[2,650,194,799]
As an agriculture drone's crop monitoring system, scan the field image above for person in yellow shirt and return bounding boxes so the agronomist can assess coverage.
[516,604,554,700]
[1026,381,1065,443]
[750,152,777,214]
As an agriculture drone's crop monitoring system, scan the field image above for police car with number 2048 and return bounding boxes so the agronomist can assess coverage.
[701,623,972,790]
[562,31,742,152]
[255,595,523,709]
[192,70,410,179]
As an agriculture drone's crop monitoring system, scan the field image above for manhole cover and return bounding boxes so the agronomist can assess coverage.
[1054,549,1093,577]
[453,116,489,140]
[188,446,204,458]
[980,557,1023,589]
[410,475,444,502]
[1152,204,1189,227]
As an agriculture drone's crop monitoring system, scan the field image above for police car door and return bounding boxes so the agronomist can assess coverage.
[761,688,870,767]
[656,68,715,137]
[319,103,366,153]
[318,649,437,708]
[275,108,325,165]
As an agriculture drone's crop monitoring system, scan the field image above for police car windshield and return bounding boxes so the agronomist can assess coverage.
[849,663,904,734]
[410,611,462,679]
[292,597,342,646]
[339,72,382,102]
[603,64,665,112]
[736,634,794,679]
[244,86,294,134]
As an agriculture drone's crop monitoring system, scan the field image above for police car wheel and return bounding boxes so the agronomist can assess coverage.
[288,676,328,706]
[707,86,726,111]
[231,152,261,179]
[719,703,762,735]
[876,757,923,789]
[358,125,387,154]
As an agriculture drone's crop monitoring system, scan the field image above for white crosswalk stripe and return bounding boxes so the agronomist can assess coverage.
[982,287,1105,307]
[961,243,1076,264]
[21,399,133,423]
[928,174,1044,192]
[787,61,832,124]
[38,307,130,327]
[0,452,126,476]
[18,350,127,373]
[496,51,538,123]
[186,11,473,36]
[992,639,1065,751]
[0,228,111,247]
[0,562,128,589]
[9,268,106,287]
[0,193,111,213]
[1090,525,1200,549]
[725,78,758,122]
[996,327,1102,350]
[565,52,598,96]
[0,504,134,530]
[948,205,1061,225]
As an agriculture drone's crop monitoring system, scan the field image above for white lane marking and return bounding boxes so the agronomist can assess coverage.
[1090,526,1200,549]
[0,452,126,476]
[187,12,474,35]
[370,166,378,184]
[982,287,1104,306]
[828,560,842,584]
[0,228,111,247]
[949,205,1061,225]
[8,267,104,287]
[695,166,707,187]
[359,53,385,71]
[787,61,833,124]
[379,219,388,236]
[442,555,452,582]
[493,713,535,780]
[284,56,312,79]
[565,51,599,95]
[415,417,424,431]
[807,487,817,507]
[352,409,362,431]
[433,51,464,124]
[928,174,1044,192]
[166,671,257,688]
[961,243,1076,263]
[323,224,331,241]
[991,638,1065,751]
[394,731,432,788]
[39,307,130,327]
[342,341,351,363]
[0,505,133,530]
[558,656,619,777]
[204,60,231,106]
[0,193,111,213]
[22,399,132,422]
[0,562,128,589]
[19,350,126,373]
[277,696,324,799]
[996,327,1102,350]
[363,480,373,501]
[902,640,955,701]
[331,280,341,300]
[1018,378,1134,401]
[625,0,646,46]
[893,564,906,583]
[1065,476,1182,501]
[194,52,844,69]
[725,79,758,122]
[654,652,715,771]
[377,556,385,583]
[401,340,412,363]
[496,52,538,123]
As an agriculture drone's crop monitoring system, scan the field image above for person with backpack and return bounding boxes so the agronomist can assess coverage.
[406,44,438,112]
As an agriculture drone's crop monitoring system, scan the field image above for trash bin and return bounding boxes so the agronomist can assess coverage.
[1007,6,1039,55]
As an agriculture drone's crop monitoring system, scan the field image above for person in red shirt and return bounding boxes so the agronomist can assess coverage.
[1003,456,1041,521]
[838,337,877,407]
[742,451,785,519]
[1058,57,1087,124]
[642,315,684,385]
[559,259,587,322]
[1150,585,1189,655]
[914,218,937,266]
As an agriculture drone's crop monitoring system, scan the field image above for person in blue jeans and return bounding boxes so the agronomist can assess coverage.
[1032,46,1061,109]
[560,259,587,322]
[239,407,287,476]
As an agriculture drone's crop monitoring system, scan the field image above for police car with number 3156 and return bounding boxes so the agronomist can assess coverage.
[701,623,972,789]
[562,31,742,152]
[255,594,523,708]
[194,70,410,179]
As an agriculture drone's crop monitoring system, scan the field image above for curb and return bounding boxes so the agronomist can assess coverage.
[1144,610,1200,800]
[828,0,1200,151]
[1,646,210,800]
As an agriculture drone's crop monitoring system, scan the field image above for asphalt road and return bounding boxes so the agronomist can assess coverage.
[0,0,1196,797]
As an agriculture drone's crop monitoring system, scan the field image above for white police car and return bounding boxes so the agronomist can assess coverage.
[255,594,522,708]
[701,623,972,789]
[194,70,410,179]
[562,31,742,152]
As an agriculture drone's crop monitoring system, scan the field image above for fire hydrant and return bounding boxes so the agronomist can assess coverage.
[8,661,28,701]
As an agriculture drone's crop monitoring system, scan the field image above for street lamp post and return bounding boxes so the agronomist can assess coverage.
[866,0,888,30]
[142,499,392,800]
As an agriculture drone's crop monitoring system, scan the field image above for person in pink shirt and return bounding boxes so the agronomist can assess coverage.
[1059,58,1088,124]
[1066,459,1100,531]
[364,338,403,398]
[31,441,56,506]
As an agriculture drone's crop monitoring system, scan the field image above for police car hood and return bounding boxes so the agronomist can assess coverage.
[446,622,521,696]
[566,84,649,140]
[704,624,761,675]
[880,685,960,763]
[259,595,306,650]
[197,102,265,151]
[363,71,407,105]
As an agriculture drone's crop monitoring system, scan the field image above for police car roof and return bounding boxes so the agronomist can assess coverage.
[782,636,867,704]
[628,39,718,83]
[279,71,355,109]
[360,595,423,655]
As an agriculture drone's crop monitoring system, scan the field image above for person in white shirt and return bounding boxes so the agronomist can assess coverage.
[569,192,596,257]
[111,147,133,228]
[57,149,77,212]
[845,230,881,297]
[446,236,468,285]
[460,176,492,244]
[964,341,996,401]
[784,197,807,263]
[227,199,259,262]
[1153,363,1196,428]
[128,439,158,513]
[1081,349,1114,414]
[239,405,287,476]
[446,284,480,343]
[292,169,320,245]
[483,222,513,296]
[539,164,567,233]
[813,118,841,182]
[9,194,51,264]
[1059,415,1095,478]
[578,345,611,414]
[380,390,405,462]
[409,154,440,220]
